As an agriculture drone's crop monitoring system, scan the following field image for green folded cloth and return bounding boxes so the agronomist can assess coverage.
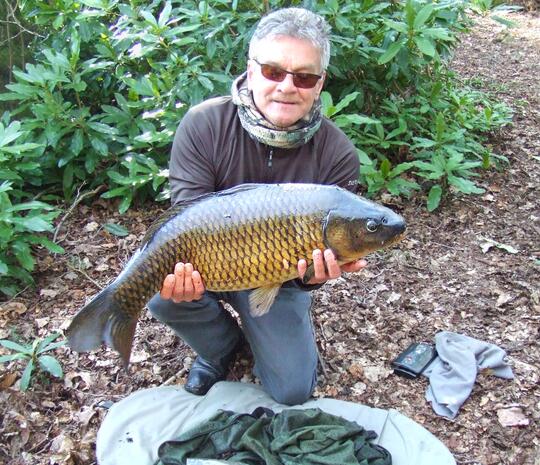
[156,407,391,465]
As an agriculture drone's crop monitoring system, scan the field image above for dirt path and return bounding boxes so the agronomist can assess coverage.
[1,10,539,465]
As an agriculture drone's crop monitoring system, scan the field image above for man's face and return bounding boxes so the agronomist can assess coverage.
[247,35,325,128]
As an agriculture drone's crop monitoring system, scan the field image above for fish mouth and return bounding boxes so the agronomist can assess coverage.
[386,232,406,246]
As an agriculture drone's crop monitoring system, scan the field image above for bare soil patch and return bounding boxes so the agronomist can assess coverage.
[1,11,539,465]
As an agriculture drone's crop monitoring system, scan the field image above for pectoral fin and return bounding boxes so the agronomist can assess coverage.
[249,284,281,317]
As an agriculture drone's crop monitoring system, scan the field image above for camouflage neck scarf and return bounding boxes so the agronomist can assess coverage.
[231,73,322,149]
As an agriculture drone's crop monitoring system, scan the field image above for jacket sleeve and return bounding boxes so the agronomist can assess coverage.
[168,107,217,205]
[319,119,361,194]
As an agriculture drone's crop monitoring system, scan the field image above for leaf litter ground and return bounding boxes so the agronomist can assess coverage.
[1,10,539,465]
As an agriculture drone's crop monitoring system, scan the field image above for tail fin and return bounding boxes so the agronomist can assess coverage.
[66,286,137,369]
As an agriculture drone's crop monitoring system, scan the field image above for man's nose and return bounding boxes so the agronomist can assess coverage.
[276,73,297,92]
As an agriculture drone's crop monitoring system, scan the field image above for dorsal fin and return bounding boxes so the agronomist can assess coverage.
[141,184,266,246]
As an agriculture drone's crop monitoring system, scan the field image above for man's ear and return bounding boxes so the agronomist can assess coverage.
[246,60,255,91]
[315,72,326,98]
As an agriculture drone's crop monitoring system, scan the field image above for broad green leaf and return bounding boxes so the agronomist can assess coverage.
[384,20,409,34]
[357,149,373,166]
[411,138,436,149]
[0,169,20,180]
[90,137,108,156]
[0,339,32,355]
[88,122,118,135]
[197,75,214,92]
[20,359,34,391]
[378,41,405,65]
[70,129,84,156]
[63,163,74,196]
[414,37,436,57]
[0,181,13,193]
[104,223,129,236]
[380,158,391,178]
[7,201,55,212]
[386,118,407,140]
[41,340,66,352]
[387,177,419,197]
[38,355,63,378]
[158,2,172,27]
[423,27,453,41]
[101,186,129,198]
[36,332,62,353]
[334,92,360,114]
[0,260,8,274]
[0,121,22,146]
[171,37,197,47]
[390,162,415,177]
[12,241,36,270]
[320,92,334,117]
[375,123,385,140]
[448,175,485,194]
[27,235,64,254]
[0,353,27,363]
[414,4,434,30]
[0,143,42,154]
[0,224,13,242]
[79,0,105,8]
[140,10,158,26]
[118,192,133,214]
[335,114,380,126]
[107,171,130,185]
[427,185,442,212]
[12,216,53,232]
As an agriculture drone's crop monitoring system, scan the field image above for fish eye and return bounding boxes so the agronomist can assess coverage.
[366,219,379,232]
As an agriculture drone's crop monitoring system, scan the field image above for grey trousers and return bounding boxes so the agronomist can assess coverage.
[147,286,318,405]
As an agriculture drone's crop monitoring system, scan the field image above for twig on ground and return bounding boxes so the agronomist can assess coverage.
[3,285,31,303]
[66,262,104,290]
[53,184,105,244]
[162,368,188,386]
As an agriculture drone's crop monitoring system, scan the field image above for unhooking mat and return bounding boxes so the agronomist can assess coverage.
[96,382,456,465]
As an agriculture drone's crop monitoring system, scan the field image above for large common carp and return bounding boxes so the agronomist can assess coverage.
[67,183,406,367]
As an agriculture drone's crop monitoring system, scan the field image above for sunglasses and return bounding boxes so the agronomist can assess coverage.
[252,58,323,89]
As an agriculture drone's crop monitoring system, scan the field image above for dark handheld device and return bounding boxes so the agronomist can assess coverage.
[391,342,438,379]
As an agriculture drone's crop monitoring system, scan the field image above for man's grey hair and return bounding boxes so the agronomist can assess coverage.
[248,8,331,71]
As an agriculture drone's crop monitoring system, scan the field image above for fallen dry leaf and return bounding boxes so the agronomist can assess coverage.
[497,406,530,427]
[0,372,18,389]
[40,288,59,298]
[0,302,27,315]
[84,221,100,233]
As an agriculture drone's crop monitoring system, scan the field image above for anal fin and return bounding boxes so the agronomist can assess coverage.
[249,284,281,317]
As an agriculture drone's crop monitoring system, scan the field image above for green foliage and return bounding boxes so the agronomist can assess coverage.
[0,0,513,294]
[464,0,522,27]
[317,0,512,209]
[0,332,66,391]
[0,118,63,296]
[1,0,263,210]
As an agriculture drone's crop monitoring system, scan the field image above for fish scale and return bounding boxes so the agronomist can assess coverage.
[66,183,406,367]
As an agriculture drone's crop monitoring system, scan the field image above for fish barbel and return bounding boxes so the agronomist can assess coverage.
[66,183,406,367]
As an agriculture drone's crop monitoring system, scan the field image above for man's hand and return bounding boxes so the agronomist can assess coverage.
[297,249,367,285]
[160,262,205,303]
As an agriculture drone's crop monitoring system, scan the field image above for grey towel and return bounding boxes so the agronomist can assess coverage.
[423,331,514,419]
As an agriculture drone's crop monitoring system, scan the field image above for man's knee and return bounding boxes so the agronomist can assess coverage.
[261,362,317,405]
[147,293,223,324]
[266,376,317,405]
[147,293,176,321]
